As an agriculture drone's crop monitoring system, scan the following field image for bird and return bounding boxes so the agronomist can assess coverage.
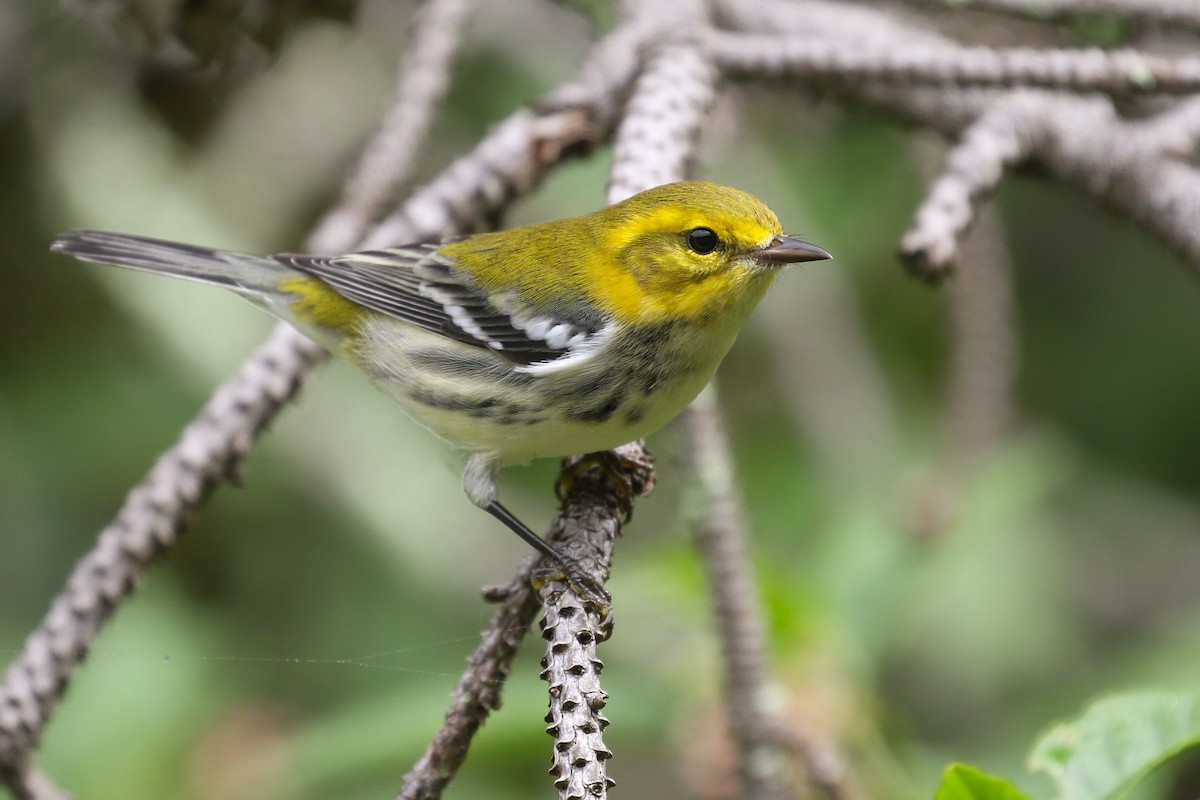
[52,181,830,601]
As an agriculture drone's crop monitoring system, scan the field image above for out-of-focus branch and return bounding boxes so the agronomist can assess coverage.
[0,325,326,785]
[0,761,70,800]
[721,0,1200,282]
[947,208,1019,465]
[685,390,790,800]
[607,0,715,201]
[713,35,1200,95]
[901,91,1200,280]
[900,94,1037,278]
[308,0,471,252]
[363,8,646,249]
[395,562,543,800]
[904,0,1200,32]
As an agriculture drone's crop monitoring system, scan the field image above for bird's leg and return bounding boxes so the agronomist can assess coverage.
[482,500,612,613]
[464,453,611,613]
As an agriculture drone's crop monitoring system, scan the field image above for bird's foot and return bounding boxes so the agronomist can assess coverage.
[554,450,642,521]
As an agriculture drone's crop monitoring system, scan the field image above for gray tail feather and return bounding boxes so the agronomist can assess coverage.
[51,230,293,304]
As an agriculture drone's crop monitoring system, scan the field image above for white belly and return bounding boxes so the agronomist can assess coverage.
[349,316,735,464]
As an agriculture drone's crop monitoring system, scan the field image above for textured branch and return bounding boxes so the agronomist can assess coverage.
[363,13,646,249]
[395,564,543,800]
[900,95,1040,278]
[947,209,1019,465]
[307,0,471,252]
[0,325,325,770]
[906,0,1200,32]
[685,389,793,800]
[607,1,715,202]
[0,761,70,800]
[723,0,1200,282]
[713,35,1200,95]
[903,91,1200,279]
[539,444,655,800]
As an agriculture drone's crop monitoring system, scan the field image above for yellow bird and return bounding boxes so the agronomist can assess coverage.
[53,181,830,598]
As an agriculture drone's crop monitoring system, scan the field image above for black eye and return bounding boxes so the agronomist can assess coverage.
[686,227,720,255]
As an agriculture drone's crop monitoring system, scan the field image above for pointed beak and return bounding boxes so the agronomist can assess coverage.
[754,235,832,266]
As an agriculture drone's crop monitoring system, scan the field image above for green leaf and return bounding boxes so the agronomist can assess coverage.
[1029,690,1200,800]
[935,763,1032,800]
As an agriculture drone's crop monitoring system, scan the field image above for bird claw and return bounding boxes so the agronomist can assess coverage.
[532,560,613,632]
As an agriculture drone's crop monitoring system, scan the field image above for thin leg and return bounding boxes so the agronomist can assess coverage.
[484,499,562,563]
[484,498,611,613]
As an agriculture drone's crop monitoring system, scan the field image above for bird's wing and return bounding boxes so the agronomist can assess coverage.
[276,245,609,368]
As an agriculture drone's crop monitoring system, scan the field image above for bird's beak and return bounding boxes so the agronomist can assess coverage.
[754,235,832,266]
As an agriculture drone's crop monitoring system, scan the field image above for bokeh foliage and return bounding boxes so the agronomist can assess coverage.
[2,1,1200,797]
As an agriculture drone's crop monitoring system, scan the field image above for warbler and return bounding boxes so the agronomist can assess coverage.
[52,181,829,596]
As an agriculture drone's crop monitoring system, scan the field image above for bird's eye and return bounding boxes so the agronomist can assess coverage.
[686,227,720,255]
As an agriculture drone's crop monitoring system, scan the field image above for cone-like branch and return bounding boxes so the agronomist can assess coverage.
[396,566,543,800]
[900,94,1038,277]
[903,0,1200,32]
[308,0,472,251]
[0,325,325,766]
[685,389,791,800]
[539,444,655,800]
[714,35,1200,95]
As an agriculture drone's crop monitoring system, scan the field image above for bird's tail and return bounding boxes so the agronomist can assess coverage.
[51,230,297,310]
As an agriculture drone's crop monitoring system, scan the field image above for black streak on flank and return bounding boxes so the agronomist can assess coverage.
[565,389,626,424]
[409,386,507,417]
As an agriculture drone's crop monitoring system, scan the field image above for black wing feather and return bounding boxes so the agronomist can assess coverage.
[276,245,601,367]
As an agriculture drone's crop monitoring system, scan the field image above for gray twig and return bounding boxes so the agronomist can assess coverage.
[0,760,71,800]
[396,564,543,800]
[308,0,472,253]
[685,389,791,800]
[539,443,655,800]
[900,95,1038,278]
[713,35,1200,95]
[903,0,1200,32]
[947,208,1019,465]
[0,325,325,781]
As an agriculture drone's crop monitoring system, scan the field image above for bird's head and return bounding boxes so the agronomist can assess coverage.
[588,181,830,323]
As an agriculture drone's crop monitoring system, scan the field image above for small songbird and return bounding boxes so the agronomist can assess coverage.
[52,181,830,597]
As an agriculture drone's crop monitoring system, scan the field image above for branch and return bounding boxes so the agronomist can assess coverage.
[396,564,543,800]
[307,0,471,252]
[540,444,655,800]
[0,325,325,778]
[902,91,1200,279]
[713,35,1200,95]
[946,208,1019,465]
[0,761,70,800]
[685,390,791,800]
[904,0,1200,32]
[721,0,1200,282]
[900,95,1039,277]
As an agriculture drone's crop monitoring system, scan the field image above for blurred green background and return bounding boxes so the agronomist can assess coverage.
[3,1,1200,798]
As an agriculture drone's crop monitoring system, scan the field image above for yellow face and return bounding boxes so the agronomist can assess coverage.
[587,181,789,323]
[440,181,819,328]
